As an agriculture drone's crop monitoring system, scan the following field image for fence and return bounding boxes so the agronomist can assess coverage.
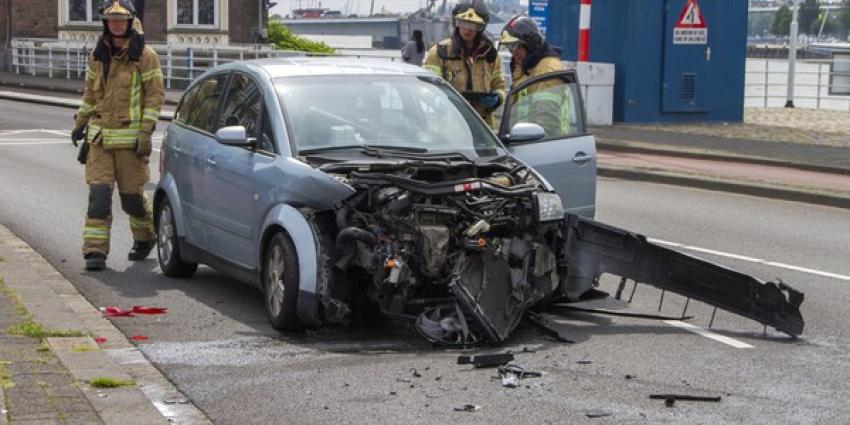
[744,57,850,110]
[9,38,404,90]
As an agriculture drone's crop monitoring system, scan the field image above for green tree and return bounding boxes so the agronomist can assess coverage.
[268,22,335,53]
[771,5,792,36]
[839,0,850,38]
[798,0,821,34]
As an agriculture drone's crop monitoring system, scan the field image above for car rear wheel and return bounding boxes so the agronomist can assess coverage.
[156,198,198,278]
[263,232,302,331]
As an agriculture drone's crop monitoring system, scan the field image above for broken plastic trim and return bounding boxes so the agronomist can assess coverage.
[560,214,805,337]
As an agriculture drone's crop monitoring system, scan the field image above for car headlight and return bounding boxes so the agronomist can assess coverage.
[535,192,565,222]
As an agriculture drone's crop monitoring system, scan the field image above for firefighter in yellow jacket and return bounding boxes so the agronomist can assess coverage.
[499,15,569,138]
[70,0,164,271]
[423,0,505,129]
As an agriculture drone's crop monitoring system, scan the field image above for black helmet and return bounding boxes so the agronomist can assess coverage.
[452,0,490,32]
[500,15,544,53]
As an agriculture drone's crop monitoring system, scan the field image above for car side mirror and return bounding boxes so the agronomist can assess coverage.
[502,122,546,144]
[215,126,255,147]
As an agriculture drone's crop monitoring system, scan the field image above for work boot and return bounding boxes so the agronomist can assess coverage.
[84,253,106,271]
[128,241,154,261]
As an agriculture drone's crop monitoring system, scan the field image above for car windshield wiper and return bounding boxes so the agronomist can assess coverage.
[298,145,364,155]
[361,144,428,153]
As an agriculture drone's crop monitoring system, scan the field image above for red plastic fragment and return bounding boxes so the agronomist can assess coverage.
[94,337,108,344]
[129,335,149,341]
[131,305,168,314]
[101,306,134,317]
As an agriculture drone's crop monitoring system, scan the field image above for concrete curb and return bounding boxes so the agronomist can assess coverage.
[0,224,211,424]
[596,138,850,177]
[599,165,850,210]
[0,90,175,121]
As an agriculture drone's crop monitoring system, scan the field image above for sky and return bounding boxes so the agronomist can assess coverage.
[272,0,529,17]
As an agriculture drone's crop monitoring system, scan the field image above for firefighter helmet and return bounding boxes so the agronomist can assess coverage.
[99,0,136,21]
[500,15,544,53]
[452,0,489,32]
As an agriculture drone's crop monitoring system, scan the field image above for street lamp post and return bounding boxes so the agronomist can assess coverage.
[785,0,800,108]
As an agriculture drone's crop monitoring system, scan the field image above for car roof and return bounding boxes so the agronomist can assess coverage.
[241,57,434,79]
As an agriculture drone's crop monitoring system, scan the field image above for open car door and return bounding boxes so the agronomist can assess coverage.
[499,70,597,218]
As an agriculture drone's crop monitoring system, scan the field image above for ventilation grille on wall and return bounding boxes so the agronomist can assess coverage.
[681,73,697,101]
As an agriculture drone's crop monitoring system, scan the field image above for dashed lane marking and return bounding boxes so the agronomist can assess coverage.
[664,320,755,349]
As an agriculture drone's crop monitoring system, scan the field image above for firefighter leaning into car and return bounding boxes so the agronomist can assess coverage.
[499,14,570,137]
[422,0,505,130]
[69,0,165,271]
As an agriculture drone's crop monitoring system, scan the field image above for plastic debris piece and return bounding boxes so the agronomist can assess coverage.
[94,337,108,344]
[501,373,519,388]
[577,360,592,365]
[130,335,149,341]
[131,305,168,314]
[498,363,542,379]
[585,411,612,418]
[650,394,722,405]
[457,353,514,368]
[454,404,481,412]
[101,306,134,317]
[410,367,422,378]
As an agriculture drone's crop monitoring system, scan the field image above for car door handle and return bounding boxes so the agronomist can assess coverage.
[206,157,217,167]
[572,152,593,164]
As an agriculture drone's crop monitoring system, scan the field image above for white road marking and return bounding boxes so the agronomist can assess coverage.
[649,238,850,282]
[664,320,754,349]
[44,129,70,137]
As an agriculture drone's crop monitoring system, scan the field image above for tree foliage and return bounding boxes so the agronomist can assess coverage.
[798,0,821,34]
[840,0,850,38]
[268,22,335,53]
[771,5,792,36]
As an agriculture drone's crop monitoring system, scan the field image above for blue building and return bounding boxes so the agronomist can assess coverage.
[541,0,748,123]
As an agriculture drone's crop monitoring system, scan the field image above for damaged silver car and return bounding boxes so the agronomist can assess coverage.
[154,58,804,346]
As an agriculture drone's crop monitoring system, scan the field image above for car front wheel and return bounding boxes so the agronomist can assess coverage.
[263,232,302,331]
[156,198,198,278]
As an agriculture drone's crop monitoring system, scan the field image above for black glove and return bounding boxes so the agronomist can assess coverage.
[71,126,86,147]
[77,142,89,165]
[480,93,501,110]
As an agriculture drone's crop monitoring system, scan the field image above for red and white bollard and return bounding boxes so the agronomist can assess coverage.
[578,0,591,62]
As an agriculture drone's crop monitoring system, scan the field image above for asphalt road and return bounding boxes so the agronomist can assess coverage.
[2,99,849,424]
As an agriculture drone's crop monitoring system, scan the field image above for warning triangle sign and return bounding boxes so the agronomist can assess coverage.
[675,0,707,29]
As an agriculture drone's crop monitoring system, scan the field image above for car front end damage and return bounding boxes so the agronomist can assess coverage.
[298,154,804,346]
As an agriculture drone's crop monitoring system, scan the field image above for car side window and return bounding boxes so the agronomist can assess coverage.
[176,74,229,133]
[507,77,582,140]
[218,73,262,140]
[258,108,275,153]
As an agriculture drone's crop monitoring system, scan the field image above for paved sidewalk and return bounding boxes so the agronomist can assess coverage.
[0,225,210,424]
[0,277,103,424]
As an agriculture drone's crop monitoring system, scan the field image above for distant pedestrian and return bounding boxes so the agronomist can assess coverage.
[401,29,426,66]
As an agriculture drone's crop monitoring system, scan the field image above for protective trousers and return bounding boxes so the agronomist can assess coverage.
[82,142,154,256]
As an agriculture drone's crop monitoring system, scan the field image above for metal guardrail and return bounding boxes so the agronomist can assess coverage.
[744,57,850,110]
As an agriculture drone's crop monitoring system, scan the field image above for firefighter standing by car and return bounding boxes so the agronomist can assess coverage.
[70,0,165,271]
[499,15,570,137]
[422,0,505,130]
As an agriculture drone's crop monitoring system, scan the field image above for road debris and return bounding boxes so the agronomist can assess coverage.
[585,411,613,419]
[577,360,593,365]
[453,404,481,412]
[457,353,514,368]
[650,393,722,407]
[94,337,108,344]
[131,305,168,314]
[101,306,134,317]
[498,363,543,388]
[129,335,149,341]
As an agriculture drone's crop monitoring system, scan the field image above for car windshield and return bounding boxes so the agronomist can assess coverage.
[274,75,503,156]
